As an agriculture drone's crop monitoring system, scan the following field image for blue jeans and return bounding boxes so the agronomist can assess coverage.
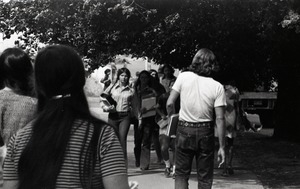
[175,123,215,189]
[108,112,131,161]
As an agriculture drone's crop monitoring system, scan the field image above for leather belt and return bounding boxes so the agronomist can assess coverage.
[178,120,213,128]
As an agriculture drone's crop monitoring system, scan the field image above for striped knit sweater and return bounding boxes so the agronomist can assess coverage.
[4,120,127,188]
[0,89,37,145]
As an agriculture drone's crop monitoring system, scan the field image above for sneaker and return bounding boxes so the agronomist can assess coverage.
[169,170,175,179]
[164,167,171,177]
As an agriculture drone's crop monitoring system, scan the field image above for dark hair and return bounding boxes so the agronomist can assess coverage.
[18,45,104,189]
[116,67,131,85]
[0,48,34,96]
[189,48,219,77]
[149,69,160,82]
[135,70,153,91]
[161,64,175,79]
[104,68,111,74]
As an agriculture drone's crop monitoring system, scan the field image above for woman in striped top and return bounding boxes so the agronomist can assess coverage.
[3,45,131,189]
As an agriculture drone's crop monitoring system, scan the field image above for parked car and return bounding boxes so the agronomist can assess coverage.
[240,92,277,128]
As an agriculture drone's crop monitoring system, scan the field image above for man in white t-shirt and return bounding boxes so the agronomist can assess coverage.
[167,48,226,189]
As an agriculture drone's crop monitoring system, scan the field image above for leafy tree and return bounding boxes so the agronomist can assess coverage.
[0,0,157,73]
[1,0,300,141]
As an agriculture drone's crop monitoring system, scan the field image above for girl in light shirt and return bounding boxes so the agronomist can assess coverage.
[101,68,135,164]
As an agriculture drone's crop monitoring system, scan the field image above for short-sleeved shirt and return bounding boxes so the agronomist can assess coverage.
[172,71,226,122]
[104,82,135,112]
[3,119,127,188]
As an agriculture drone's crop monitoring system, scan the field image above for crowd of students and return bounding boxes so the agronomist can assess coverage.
[0,45,241,189]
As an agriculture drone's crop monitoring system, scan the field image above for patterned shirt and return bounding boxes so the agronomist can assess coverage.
[0,89,37,144]
[3,120,127,188]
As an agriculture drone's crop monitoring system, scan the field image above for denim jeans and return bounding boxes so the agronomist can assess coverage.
[108,112,131,162]
[175,123,215,189]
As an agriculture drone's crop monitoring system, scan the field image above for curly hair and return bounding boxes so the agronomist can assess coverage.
[189,48,219,77]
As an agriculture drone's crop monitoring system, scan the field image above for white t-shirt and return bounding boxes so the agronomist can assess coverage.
[172,71,226,122]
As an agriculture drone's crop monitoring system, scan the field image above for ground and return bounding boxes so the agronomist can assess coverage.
[234,129,300,189]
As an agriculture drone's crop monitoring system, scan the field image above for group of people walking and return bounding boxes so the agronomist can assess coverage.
[0,44,240,189]
[100,64,178,174]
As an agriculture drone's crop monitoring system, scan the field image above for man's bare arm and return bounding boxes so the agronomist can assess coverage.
[166,90,180,117]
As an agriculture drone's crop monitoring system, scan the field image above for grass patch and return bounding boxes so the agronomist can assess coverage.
[235,130,300,189]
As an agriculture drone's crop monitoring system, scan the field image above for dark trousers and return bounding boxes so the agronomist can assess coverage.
[152,122,162,161]
[132,117,141,165]
[140,116,156,169]
[175,123,215,189]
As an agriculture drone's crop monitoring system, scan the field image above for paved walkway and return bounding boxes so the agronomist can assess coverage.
[126,126,264,189]
[0,97,265,188]
[88,97,264,189]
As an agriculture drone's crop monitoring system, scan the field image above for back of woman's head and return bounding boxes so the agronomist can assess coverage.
[18,45,93,189]
[189,48,219,77]
[0,48,34,96]
[35,45,85,100]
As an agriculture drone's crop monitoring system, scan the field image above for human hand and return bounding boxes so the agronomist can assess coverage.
[138,118,143,130]
[217,147,225,168]
[103,105,115,112]
[129,181,138,189]
[162,115,168,120]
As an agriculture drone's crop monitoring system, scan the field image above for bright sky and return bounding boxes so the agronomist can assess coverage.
[0,33,19,53]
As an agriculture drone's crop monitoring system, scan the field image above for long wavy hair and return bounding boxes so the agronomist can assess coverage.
[189,48,219,77]
[134,70,153,92]
[0,48,34,96]
[18,45,105,189]
[149,69,160,82]
[161,64,175,80]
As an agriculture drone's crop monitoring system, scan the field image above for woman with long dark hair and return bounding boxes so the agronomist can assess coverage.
[160,64,176,93]
[134,70,159,170]
[100,67,135,165]
[3,45,131,189]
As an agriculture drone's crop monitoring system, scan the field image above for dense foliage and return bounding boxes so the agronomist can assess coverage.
[0,0,288,90]
[1,0,300,141]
